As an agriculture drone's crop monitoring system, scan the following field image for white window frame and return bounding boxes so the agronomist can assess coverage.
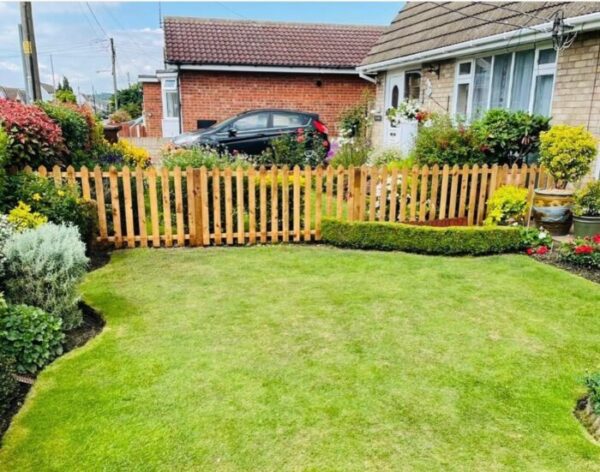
[452,43,557,119]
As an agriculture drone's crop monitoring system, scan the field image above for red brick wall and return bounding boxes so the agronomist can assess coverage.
[179,71,374,136]
[142,82,162,138]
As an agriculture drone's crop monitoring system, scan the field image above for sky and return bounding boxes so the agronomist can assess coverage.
[0,1,401,95]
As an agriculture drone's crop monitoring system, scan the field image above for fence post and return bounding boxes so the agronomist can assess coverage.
[352,167,361,221]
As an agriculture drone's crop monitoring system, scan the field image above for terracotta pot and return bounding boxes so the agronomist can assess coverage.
[573,215,600,237]
[532,188,574,236]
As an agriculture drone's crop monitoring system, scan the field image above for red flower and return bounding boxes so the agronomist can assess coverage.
[536,245,549,255]
[593,234,600,244]
[526,248,534,255]
[575,245,594,255]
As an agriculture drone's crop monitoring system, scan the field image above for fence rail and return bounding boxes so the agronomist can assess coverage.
[24,163,550,248]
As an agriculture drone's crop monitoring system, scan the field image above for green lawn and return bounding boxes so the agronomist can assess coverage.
[1,246,600,470]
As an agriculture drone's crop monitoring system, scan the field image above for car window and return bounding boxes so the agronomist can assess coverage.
[232,113,269,131]
[272,112,310,128]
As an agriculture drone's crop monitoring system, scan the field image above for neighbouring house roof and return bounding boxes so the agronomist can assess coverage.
[163,17,385,69]
[40,83,55,94]
[362,1,600,67]
[0,86,26,101]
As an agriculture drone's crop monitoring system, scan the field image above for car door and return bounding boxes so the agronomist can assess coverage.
[270,112,310,139]
[220,112,270,155]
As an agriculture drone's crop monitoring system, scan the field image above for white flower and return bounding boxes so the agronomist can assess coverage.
[538,231,548,239]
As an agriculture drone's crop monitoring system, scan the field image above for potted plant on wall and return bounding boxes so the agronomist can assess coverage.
[573,180,600,237]
[533,125,597,236]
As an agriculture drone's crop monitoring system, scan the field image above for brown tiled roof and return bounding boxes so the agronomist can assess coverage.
[363,1,600,66]
[164,17,386,69]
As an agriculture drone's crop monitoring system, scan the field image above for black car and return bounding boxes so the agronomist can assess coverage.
[171,109,330,156]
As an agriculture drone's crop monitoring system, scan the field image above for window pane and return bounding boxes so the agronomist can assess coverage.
[404,72,421,100]
[233,112,269,131]
[510,49,535,111]
[391,85,399,108]
[538,49,557,65]
[490,53,512,108]
[533,74,554,116]
[163,79,176,90]
[472,56,492,118]
[459,62,471,75]
[456,83,469,117]
[272,113,309,127]
[165,91,179,118]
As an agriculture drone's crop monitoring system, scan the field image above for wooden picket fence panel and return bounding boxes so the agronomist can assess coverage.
[24,163,550,248]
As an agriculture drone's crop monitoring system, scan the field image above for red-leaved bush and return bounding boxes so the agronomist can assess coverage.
[0,99,66,168]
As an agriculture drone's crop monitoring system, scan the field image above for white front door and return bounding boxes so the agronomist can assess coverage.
[161,76,181,138]
[383,72,418,155]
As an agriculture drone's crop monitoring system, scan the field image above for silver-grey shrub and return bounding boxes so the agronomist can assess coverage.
[0,215,14,281]
[4,223,89,329]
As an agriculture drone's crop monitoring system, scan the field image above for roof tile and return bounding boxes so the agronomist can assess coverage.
[164,17,385,69]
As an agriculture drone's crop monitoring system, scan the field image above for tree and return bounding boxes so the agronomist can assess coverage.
[110,83,142,118]
[56,76,73,93]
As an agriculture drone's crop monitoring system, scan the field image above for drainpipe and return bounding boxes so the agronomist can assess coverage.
[358,71,377,84]
[176,63,182,134]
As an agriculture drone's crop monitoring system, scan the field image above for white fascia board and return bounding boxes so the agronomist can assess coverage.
[157,71,178,79]
[138,76,159,83]
[358,12,600,73]
[176,64,359,75]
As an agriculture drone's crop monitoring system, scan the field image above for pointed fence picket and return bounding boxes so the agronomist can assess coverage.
[24,163,548,248]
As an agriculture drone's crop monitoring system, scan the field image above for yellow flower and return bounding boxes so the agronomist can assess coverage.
[57,190,65,197]
[32,193,42,201]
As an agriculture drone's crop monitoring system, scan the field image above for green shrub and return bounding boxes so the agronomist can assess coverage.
[584,372,600,414]
[38,101,89,157]
[162,146,249,170]
[0,126,8,203]
[55,88,76,104]
[4,223,89,329]
[0,352,18,417]
[471,109,550,165]
[413,114,486,167]
[109,109,132,124]
[0,303,64,374]
[338,89,373,141]
[254,129,327,167]
[539,125,597,188]
[368,147,405,167]
[6,173,97,244]
[573,180,600,217]
[484,185,529,226]
[520,226,552,253]
[0,214,14,281]
[321,218,523,255]
[330,142,370,168]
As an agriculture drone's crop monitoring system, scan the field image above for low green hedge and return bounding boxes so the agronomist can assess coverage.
[321,218,523,255]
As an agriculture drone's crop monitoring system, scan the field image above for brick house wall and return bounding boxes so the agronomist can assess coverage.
[142,82,162,138]
[372,34,600,174]
[552,31,600,139]
[178,71,374,136]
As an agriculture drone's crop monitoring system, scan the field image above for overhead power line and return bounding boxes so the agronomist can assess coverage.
[85,2,109,38]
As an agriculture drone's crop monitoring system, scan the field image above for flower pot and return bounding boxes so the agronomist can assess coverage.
[573,215,600,237]
[532,188,574,236]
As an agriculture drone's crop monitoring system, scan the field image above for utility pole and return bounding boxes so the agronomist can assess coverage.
[19,2,42,102]
[49,54,56,92]
[110,37,118,111]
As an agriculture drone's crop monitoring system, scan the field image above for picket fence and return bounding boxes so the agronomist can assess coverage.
[25,163,550,248]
